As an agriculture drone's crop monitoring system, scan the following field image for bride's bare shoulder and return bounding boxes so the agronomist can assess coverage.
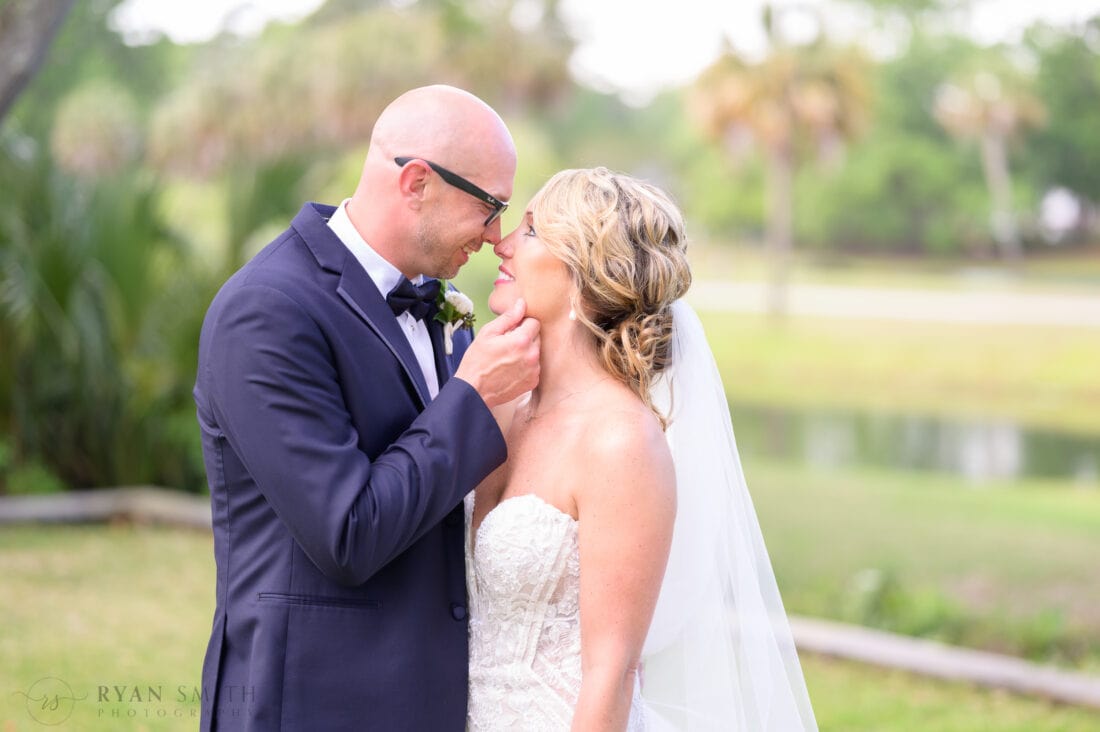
[572,396,676,511]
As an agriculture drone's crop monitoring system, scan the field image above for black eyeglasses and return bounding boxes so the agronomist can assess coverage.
[394,156,508,227]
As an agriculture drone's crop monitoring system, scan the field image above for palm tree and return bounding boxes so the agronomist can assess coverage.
[0,128,208,491]
[691,5,869,317]
[933,62,1046,260]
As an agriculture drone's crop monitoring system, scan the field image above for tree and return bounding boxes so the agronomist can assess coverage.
[1027,17,1100,225]
[147,0,573,177]
[0,135,209,491]
[793,31,991,256]
[0,0,75,123]
[933,57,1046,260]
[146,2,574,270]
[0,0,206,491]
[691,5,869,316]
[429,0,573,116]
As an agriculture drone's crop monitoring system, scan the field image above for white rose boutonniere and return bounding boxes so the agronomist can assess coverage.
[435,283,476,355]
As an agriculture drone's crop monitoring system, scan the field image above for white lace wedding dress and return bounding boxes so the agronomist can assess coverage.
[464,492,646,731]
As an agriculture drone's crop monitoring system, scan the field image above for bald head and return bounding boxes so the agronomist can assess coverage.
[356,85,515,207]
[347,85,517,279]
[369,85,514,172]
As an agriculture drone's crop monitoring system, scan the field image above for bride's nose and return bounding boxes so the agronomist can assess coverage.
[493,228,517,259]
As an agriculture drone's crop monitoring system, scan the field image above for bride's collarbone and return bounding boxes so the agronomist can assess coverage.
[505,399,600,447]
[504,418,585,477]
[472,427,583,524]
[481,395,632,525]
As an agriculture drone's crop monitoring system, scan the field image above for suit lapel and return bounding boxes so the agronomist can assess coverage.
[292,202,434,408]
[338,266,433,408]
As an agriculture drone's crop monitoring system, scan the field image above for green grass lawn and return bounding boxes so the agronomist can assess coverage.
[1,526,211,730]
[3,519,1100,731]
[803,654,1100,731]
[750,460,1100,667]
[700,312,1100,436]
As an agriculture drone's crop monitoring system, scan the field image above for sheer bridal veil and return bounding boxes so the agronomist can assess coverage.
[643,300,817,731]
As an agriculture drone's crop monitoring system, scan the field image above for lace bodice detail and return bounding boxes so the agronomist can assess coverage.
[465,493,645,731]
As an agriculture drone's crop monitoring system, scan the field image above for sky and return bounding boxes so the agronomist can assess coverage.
[109,0,1100,101]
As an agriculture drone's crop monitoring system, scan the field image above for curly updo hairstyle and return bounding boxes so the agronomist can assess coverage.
[530,167,692,427]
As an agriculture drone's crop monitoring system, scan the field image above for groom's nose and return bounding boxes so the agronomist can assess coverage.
[482,217,503,246]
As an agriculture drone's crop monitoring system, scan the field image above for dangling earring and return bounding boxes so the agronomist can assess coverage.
[568,307,577,321]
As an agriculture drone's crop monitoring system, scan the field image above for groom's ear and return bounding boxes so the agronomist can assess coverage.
[397,160,431,211]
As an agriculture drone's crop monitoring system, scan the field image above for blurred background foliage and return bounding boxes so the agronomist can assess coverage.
[3,0,1097,494]
[3,0,1100,693]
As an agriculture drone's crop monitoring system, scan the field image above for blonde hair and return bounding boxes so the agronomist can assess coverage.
[531,167,692,427]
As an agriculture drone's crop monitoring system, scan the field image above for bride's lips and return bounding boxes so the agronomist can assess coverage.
[494,266,515,286]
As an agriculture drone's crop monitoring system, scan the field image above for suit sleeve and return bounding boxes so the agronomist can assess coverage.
[204,283,505,586]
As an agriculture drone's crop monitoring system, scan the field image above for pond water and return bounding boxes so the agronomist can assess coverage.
[729,403,1100,487]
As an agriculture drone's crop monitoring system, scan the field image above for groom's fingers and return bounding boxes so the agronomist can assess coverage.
[453,299,541,408]
[497,298,540,352]
[510,311,539,340]
[510,316,540,382]
[503,303,540,376]
[479,298,527,337]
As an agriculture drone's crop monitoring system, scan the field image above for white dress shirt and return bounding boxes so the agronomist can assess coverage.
[326,199,440,399]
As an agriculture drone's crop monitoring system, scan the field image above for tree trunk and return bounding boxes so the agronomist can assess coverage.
[765,144,794,319]
[979,131,1023,261]
[0,0,76,124]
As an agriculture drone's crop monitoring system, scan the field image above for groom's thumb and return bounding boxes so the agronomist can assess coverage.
[483,298,527,336]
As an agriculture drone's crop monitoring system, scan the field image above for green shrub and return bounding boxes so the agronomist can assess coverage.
[839,566,1097,665]
[5,461,67,495]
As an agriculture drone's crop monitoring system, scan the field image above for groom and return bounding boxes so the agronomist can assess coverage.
[193,85,538,730]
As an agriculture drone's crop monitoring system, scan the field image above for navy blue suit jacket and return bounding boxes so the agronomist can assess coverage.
[193,202,505,730]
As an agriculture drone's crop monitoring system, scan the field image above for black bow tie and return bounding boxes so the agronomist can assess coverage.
[386,277,440,321]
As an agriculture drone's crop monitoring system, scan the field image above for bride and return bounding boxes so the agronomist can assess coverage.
[464,167,816,731]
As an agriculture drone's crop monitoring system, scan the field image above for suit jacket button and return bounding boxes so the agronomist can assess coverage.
[451,603,467,621]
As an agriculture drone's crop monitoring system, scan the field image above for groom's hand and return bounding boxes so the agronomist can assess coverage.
[455,298,540,408]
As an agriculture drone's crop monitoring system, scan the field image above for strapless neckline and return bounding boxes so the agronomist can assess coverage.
[470,493,576,556]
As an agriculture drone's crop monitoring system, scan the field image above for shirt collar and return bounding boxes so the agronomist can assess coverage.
[326,198,425,297]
